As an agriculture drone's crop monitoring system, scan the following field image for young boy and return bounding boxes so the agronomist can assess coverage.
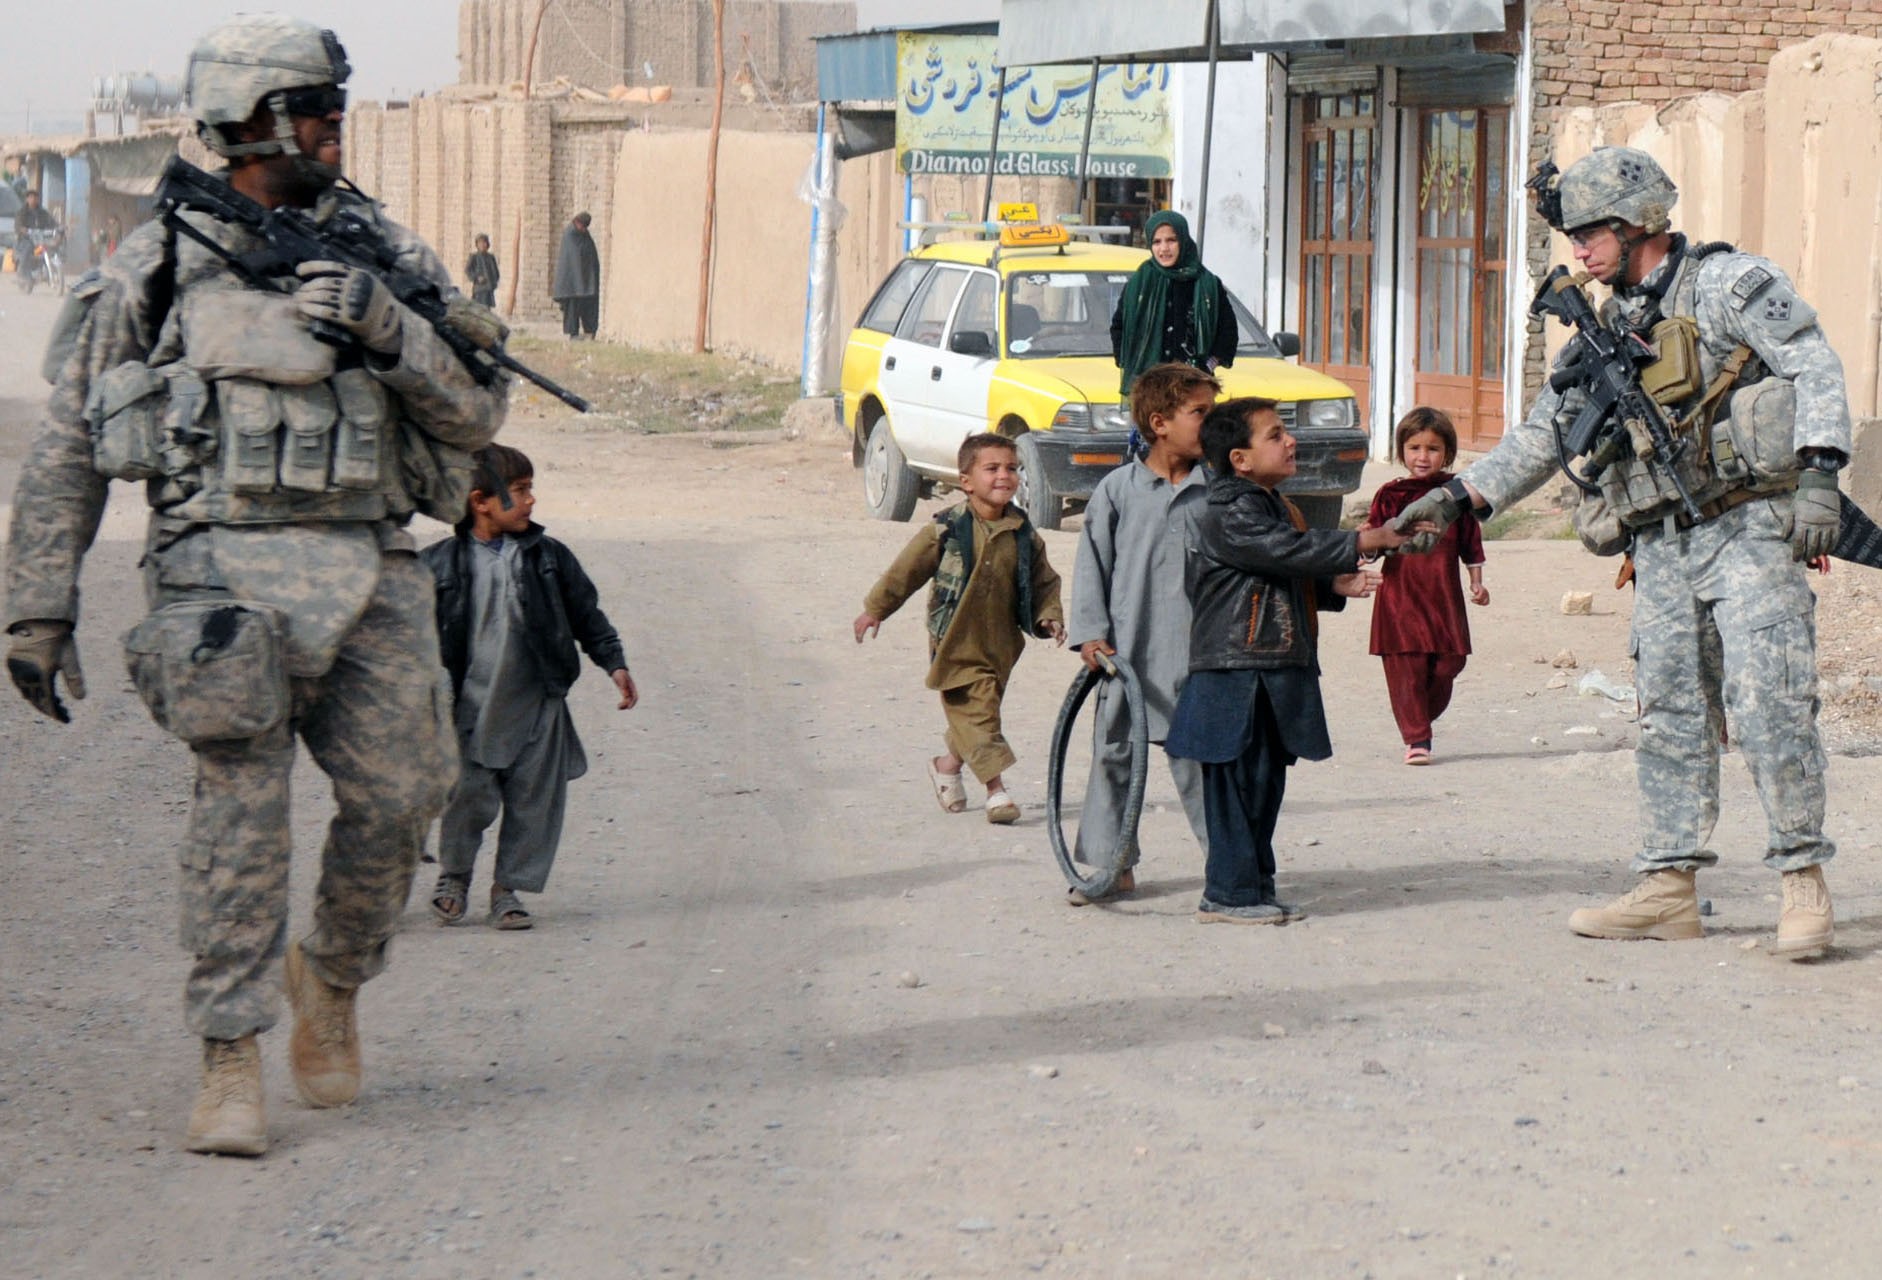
[421,445,638,929]
[1165,399,1415,923]
[855,433,1066,823]
[465,233,500,308]
[1066,362,1220,905]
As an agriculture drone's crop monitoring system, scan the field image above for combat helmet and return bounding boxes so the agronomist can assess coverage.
[185,13,350,180]
[1555,146,1678,236]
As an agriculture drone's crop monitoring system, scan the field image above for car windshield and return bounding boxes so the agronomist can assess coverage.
[1003,269,1281,360]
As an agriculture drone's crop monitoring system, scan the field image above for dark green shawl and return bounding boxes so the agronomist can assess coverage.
[1114,209,1223,394]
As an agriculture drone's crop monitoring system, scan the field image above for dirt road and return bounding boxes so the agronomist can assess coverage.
[5,287,1882,1278]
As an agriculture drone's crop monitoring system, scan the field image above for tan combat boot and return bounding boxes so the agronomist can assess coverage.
[184,1034,267,1156]
[1772,865,1834,960]
[284,940,362,1107]
[1567,868,1704,941]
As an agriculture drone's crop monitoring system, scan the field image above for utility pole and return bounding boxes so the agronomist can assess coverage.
[695,0,727,353]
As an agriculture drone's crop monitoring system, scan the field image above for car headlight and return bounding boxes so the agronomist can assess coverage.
[1299,398,1356,429]
[1050,403,1092,430]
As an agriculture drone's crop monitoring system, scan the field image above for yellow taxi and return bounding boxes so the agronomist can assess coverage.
[840,218,1367,530]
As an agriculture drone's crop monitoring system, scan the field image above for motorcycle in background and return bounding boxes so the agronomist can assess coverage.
[15,229,64,294]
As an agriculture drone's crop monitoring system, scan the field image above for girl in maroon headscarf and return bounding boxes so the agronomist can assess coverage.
[1366,407,1490,764]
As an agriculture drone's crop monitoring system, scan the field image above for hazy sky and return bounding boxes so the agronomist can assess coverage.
[1,1,464,134]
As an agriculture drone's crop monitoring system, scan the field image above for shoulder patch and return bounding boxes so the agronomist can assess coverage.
[1730,266,1774,307]
[1764,295,1792,323]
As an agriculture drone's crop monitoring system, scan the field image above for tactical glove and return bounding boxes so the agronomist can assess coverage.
[7,619,86,723]
[295,260,404,354]
[1392,479,1469,556]
[1791,468,1841,562]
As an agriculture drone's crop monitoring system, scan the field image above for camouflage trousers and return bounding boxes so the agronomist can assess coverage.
[152,549,457,1040]
[1628,495,1833,874]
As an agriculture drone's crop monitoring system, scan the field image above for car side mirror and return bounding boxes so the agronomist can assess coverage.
[1273,331,1302,358]
[949,330,995,358]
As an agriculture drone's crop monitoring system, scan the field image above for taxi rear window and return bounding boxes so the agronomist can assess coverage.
[857,260,933,333]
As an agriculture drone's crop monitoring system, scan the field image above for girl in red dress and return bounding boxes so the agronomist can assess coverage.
[1366,408,1489,764]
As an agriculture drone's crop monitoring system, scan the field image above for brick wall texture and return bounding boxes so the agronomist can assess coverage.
[458,0,854,101]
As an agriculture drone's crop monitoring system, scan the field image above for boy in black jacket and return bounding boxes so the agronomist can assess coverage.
[1165,399,1411,923]
[420,445,638,928]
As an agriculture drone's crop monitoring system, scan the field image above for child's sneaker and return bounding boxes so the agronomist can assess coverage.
[985,790,1020,824]
[1404,743,1432,765]
[1196,897,1304,925]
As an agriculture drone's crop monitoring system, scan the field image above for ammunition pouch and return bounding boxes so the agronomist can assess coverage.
[123,600,290,744]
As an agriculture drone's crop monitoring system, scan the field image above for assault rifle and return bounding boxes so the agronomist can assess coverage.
[154,156,590,412]
[1531,264,1700,522]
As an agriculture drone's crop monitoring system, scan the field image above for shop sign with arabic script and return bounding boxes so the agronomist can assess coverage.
[896,34,1172,179]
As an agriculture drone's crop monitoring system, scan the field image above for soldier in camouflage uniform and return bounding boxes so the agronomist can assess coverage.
[1397,147,1846,960]
[4,15,508,1155]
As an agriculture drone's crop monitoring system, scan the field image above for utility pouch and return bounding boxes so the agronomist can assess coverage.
[330,368,390,490]
[396,421,475,524]
[218,378,282,494]
[1573,490,1628,556]
[1714,377,1800,487]
[86,361,168,480]
[123,600,289,744]
[278,382,338,492]
[1639,315,1704,410]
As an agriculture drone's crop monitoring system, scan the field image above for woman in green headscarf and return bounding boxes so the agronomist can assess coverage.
[1110,210,1239,395]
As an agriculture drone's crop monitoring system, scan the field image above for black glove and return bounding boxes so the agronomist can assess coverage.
[1393,478,1470,555]
[1791,468,1841,562]
[295,260,404,353]
[7,619,86,723]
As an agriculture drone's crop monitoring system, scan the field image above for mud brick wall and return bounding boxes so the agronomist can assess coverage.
[458,0,853,100]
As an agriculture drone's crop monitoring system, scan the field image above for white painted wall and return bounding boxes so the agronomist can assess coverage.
[1169,58,1272,317]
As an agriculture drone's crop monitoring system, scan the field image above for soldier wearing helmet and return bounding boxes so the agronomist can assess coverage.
[1397,144,1851,960]
[4,14,509,1156]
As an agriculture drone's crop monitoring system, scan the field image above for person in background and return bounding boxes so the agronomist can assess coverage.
[1111,210,1238,400]
[552,211,600,339]
[465,232,499,308]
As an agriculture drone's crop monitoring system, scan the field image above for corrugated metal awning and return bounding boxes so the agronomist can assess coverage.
[79,133,181,197]
[998,0,1509,66]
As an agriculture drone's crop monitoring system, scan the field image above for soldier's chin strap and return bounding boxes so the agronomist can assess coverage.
[200,91,341,188]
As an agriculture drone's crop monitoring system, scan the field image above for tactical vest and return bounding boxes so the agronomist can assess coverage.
[83,210,468,526]
[1591,247,1796,529]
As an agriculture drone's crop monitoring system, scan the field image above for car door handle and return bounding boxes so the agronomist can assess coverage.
[930,366,943,380]
[884,355,896,371]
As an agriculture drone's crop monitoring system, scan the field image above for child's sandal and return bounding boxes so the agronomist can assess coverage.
[928,759,967,813]
[430,872,470,925]
[1404,745,1432,766]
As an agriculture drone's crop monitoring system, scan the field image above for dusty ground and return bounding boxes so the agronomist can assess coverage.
[5,288,1882,1279]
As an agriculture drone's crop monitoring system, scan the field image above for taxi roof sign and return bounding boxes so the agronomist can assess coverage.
[996,201,1039,223]
[999,221,1071,248]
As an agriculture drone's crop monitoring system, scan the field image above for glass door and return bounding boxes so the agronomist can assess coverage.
[1297,89,1378,423]
[1413,107,1508,447]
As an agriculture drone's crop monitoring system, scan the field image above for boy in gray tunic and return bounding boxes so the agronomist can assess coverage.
[1066,363,1220,904]
[421,446,638,928]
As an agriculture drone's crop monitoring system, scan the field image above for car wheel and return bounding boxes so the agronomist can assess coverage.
[1014,433,1062,532]
[863,414,919,521]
